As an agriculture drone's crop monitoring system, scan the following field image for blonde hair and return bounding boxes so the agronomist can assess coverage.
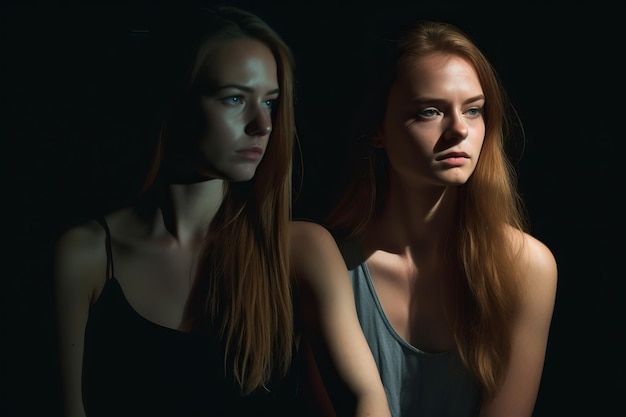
[327,21,528,400]
[139,6,296,393]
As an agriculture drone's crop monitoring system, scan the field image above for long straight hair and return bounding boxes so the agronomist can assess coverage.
[326,21,527,400]
[138,5,296,393]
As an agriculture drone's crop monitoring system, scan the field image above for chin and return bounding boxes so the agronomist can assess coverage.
[440,176,470,186]
[229,172,257,182]
[210,166,257,183]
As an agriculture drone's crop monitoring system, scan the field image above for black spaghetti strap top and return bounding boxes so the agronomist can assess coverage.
[95,217,114,279]
[82,217,300,417]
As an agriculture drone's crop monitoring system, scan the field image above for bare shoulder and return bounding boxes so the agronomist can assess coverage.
[54,218,109,301]
[290,220,335,248]
[289,220,337,264]
[289,220,345,285]
[56,219,106,259]
[508,227,558,313]
[520,230,557,287]
[55,206,134,273]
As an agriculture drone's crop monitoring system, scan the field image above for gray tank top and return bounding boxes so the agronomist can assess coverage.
[338,238,481,417]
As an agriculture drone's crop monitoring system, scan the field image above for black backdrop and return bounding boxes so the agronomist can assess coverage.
[2,0,621,416]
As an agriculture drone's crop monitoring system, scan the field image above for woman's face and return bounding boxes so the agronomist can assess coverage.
[379,52,485,188]
[189,38,279,182]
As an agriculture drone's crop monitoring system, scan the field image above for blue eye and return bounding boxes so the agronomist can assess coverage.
[222,96,243,105]
[466,107,483,117]
[263,99,278,110]
[419,108,439,118]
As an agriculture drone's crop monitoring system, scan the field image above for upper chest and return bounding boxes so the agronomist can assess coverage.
[99,236,205,330]
[365,251,457,352]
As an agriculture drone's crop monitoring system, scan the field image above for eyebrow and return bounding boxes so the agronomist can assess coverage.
[216,84,280,95]
[412,94,485,106]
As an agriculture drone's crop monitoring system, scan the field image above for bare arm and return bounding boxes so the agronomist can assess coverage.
[291,221,391,417]
[480,233,558,417]
[54,222,107,417]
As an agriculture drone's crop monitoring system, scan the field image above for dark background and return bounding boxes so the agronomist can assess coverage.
[2,0,621,416]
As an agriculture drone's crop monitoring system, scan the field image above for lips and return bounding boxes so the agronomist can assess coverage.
[436,152,468,161]
[236,146,264,160]
[238,146,263,155]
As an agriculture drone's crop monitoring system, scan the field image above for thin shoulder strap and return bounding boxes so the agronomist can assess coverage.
[96,216,115,279]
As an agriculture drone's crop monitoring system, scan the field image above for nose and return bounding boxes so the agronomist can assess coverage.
[245,103,273,136]
[443,111,468,141]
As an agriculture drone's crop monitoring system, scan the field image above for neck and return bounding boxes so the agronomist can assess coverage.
[152,179,225,245]
[366,180,458,253]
